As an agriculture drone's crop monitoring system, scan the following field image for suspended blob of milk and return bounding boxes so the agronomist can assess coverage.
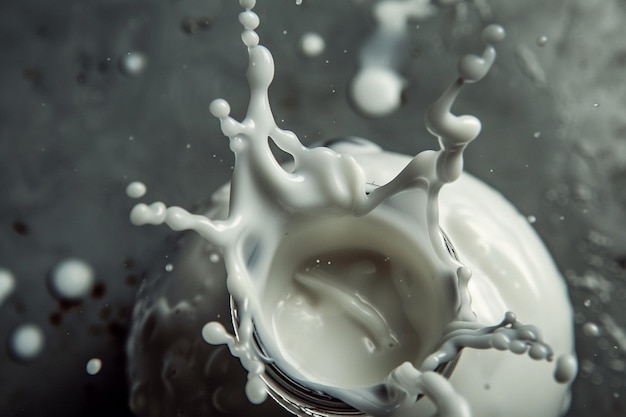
[86,358,103,375]
[126,181,147,199]
[120,52,147,76]
[8,323,45,362]
[349,0,436,117]
[0,268,15,307]
[582,322,601,337]
[129,2,575,416]
[299,32,325,57]
[48,258,95,300]
[554,355,577,384]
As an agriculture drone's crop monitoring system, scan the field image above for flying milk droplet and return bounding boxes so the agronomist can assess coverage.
[300,32,326,57]
[86,358,103,375]
[239,11,260,30]
[120,52,147,76]
[536,36,548,46]
[582,322,601,337]
[0,268,15,307]
[482,24,506,44]
[126,181,147,199]
[49,258,95,300]
[350,67,404,117]
[554,354,577,383]
[8,324,45,361]
[239,0,256,9]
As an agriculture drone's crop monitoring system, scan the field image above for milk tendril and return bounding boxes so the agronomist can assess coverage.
[130,1,575,416]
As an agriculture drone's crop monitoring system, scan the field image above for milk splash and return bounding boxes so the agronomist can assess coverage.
[130,1,574,415]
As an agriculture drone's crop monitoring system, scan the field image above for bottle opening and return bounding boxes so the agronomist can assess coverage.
[230,208,461,415]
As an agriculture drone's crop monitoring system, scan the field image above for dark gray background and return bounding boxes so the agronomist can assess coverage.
[1,0,625,416]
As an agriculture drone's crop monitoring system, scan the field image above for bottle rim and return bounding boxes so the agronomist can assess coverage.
[229,228,462,417]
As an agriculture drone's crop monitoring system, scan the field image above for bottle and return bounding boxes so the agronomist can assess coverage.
[127,138,575,417]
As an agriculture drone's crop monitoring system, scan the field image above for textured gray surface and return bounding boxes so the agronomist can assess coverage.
[1,0,625,416]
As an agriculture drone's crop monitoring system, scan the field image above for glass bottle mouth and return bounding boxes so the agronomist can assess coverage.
[229,229,462,417]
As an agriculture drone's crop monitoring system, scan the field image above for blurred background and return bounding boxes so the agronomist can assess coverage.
[1,0,625,415]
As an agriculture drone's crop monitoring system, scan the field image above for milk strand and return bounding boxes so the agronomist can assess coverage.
[130,1,575,416]
[350,0,435,117]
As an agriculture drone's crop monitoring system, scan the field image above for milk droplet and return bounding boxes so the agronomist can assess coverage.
[554,354,577,383]
[527,215,537,224]
[533,131,541,138]
[583,322,601,337]
[482,24,506,43]
[9,324,45,361]
[239,0,256,9]
[592,103,599,109]
[86,358,103,375]
[0,268,16,307]
[239,10,260,30]
[165,263,174,272]
[49,258,95,300]
[350,67,404,117]
[202,322,231,345]
[209,253,220,263]
[536,36,548,46]
[300,32,325,57]
[120,52,147,76]
[209,99,231,119]
[126,181,147,199]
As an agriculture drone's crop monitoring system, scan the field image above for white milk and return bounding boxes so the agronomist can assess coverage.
[126,181,147,199]
[299,32,325,58]
[0,268,16,307]
[48,258,95,301]
[350,0,435,117]
[8,323,45,362]
[86,358,103,375]
[128,1,576,416]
